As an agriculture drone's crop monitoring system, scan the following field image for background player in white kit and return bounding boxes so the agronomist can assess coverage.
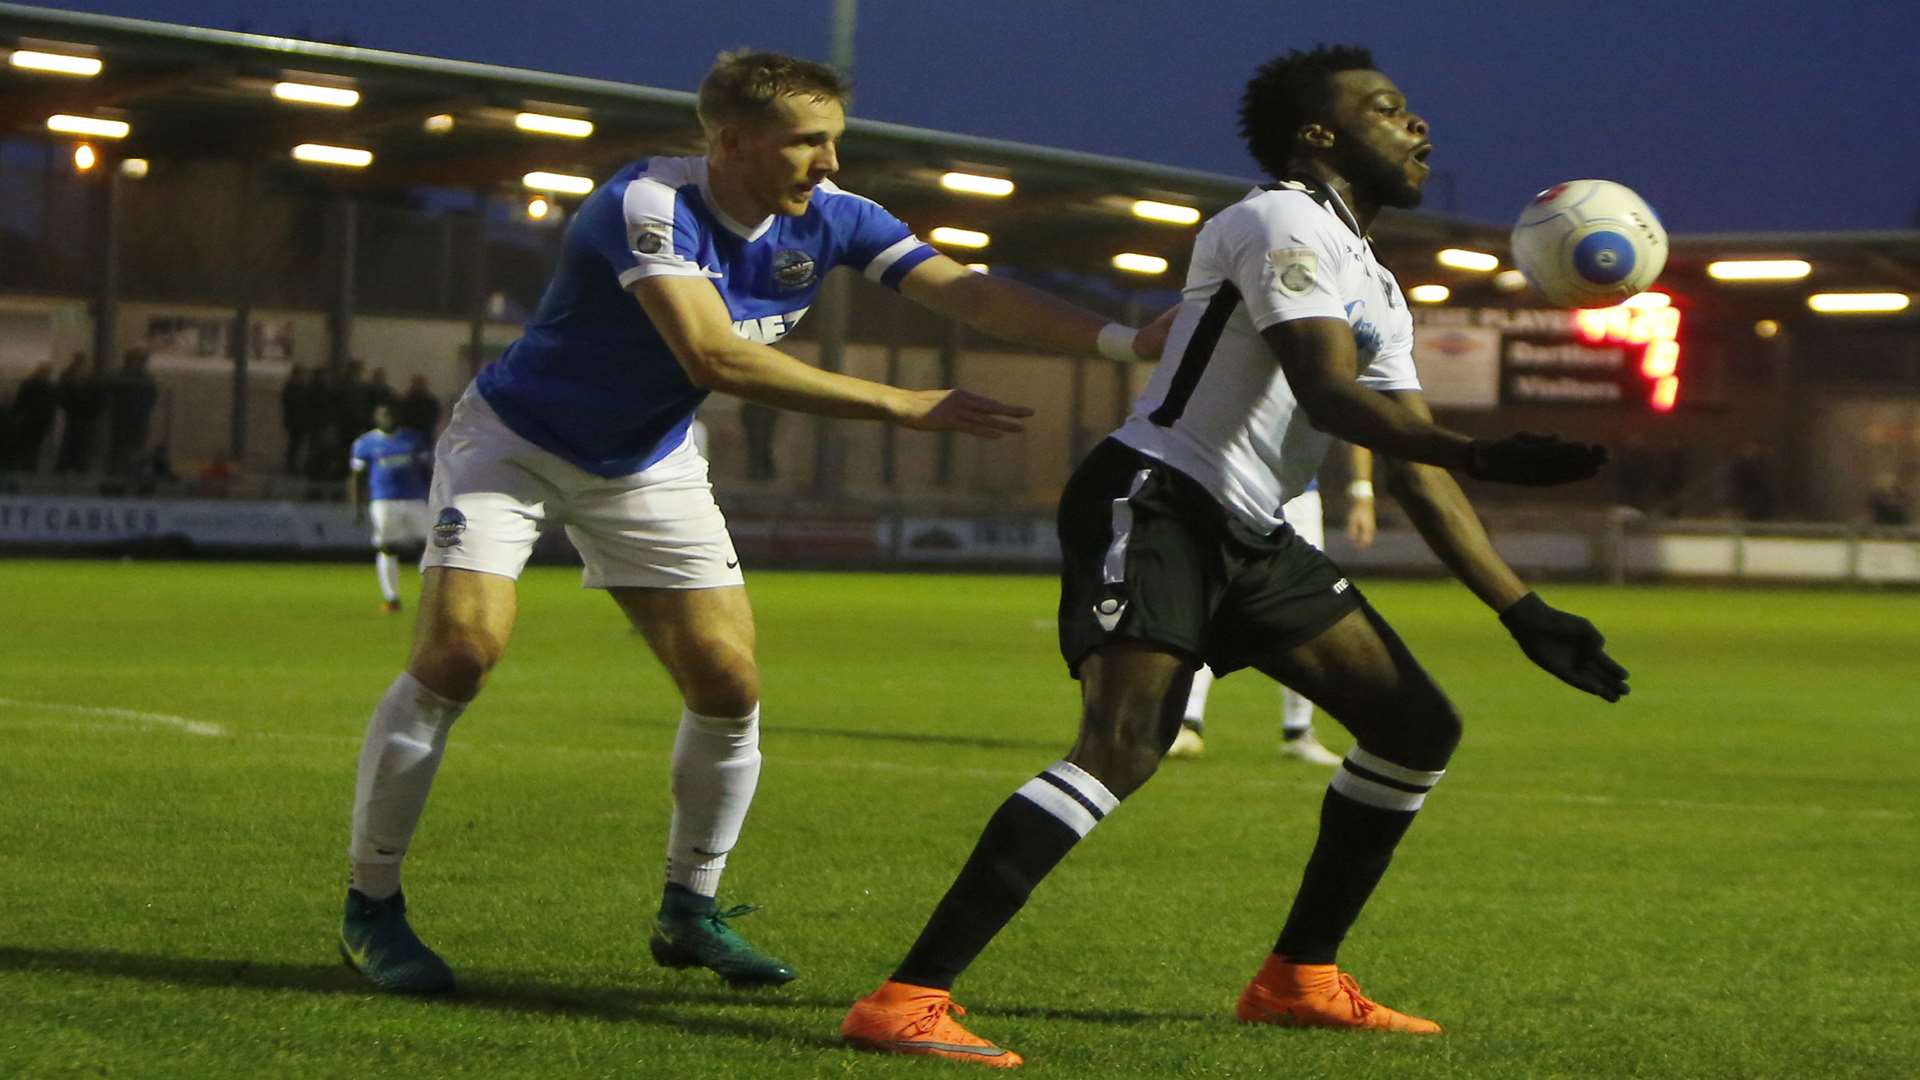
[844,44,1629,1066]
[336,50,1167,994]
[347,403,433,614]
[1169,443,1375,764]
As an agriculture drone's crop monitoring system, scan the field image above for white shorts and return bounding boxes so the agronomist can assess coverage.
[369,499,430,548]
[421,387,744,590]
[1281,487,1325,551]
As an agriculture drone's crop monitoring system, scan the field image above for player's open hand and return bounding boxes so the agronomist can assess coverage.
[1467,432,1607,486]
[897,389,1034,437]
[1499,592,1630,702]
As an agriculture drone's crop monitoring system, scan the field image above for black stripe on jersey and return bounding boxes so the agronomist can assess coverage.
[1340,759,1434,795]
[1037,770,1107,822]
[1148,280,1241,427]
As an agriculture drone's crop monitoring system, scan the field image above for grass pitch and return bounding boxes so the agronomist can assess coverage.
[0,560,1915,1078]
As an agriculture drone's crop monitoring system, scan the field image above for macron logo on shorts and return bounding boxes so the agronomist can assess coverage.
[1333,578,1350,594]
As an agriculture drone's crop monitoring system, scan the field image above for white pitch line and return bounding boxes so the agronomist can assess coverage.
[0,697,226,737]
[0,706,1908,823]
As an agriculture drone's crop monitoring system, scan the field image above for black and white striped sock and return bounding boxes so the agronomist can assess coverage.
[892,761,1118,990]
[1274,748,1446,965]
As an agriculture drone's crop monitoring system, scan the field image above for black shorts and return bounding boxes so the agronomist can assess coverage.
[1057,439,1363,677]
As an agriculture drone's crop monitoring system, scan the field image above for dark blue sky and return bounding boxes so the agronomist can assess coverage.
[49,0,1920,233]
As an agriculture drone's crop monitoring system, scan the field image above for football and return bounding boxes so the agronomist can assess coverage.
[1510,179,1668,308]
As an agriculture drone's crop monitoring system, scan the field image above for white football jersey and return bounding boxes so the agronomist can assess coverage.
[1114,179,1421,532]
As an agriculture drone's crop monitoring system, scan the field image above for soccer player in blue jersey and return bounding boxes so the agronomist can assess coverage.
[338,49,1167,994]
[348,404,434,613]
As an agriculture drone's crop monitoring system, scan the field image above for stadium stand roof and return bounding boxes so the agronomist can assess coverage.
[4,0,1917,316]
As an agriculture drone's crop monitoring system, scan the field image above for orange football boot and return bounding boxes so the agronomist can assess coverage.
[1236,955,1443,1034]
[842,980,1023,1068]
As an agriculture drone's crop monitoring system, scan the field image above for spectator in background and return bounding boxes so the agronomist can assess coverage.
[55,353,105,474]
[5,362,58,473]
[282,364,317,474]
[1728,440,1778,521]
[1867,473,1910,526]
[740,399,778,481]
[305,366,349,481]
[367,367,397,416]
[192,448,237,498]
[107,347,160,476]
[337,360,376,437]
[397,375,441,435]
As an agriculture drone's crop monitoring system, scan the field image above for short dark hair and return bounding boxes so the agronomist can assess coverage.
[1239,45,1377,179]
[698,49,851,131]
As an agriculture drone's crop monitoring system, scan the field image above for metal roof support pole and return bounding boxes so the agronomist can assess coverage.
[465,192,488,379]
[227,161,258,461]
[89,164,122,378]
[328,192,358,373]
[809,270,852,496]
[934,319,959,488]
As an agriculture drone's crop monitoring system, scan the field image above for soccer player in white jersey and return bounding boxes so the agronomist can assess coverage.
[347,403,433,613]
[844,45,1629,1066]
[336,50,1167,994]
[1168,443,1375,764]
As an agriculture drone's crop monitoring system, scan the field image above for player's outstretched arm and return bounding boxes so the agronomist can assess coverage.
[900,253,1166,361]
[1376,390,1629,702]
[1264,318,1605,485]
[631,274,1032,438]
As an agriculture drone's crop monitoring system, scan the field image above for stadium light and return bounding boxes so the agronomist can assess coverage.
[515,112,594,138]
[1706,259,1811,281]
[939,172,1014,197]
[1491,268,1528,292]
[929,226,989,249]
[1111,253,1169,275]
[423,113,455,133]
[119,158,149,179]
[1407,284,1451,304]
[292,143,373,168]
[1806,292,1911,314]
[273,82,360,108]
[522,171,595,195]
[8,50,102,77]
[46,114,130,139]
[1131,199,1201,226]
[964,263,990,274]
[527,196,552,220]
[1436,248,1499,272]
[1754,319,1780,339]
[72,143,96,172]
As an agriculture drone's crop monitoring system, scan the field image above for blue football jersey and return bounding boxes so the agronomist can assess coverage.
[475,155,936,477]
[349,427,433,502]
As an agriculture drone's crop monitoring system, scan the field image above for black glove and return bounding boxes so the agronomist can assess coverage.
[1468,433,1608,486]
[1499,592,1630,702]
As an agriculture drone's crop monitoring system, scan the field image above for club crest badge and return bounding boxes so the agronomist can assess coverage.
[432,507,467,548]
[772,248,817,290]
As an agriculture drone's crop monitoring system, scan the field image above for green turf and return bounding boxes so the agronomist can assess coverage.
[0,560,1914,1078]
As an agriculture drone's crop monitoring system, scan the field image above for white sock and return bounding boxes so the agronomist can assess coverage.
[666,704,762,898]
[1183,664,1216,732]
[375,553,401,602]
[349,672,467,899]
[1281,685,1314,739]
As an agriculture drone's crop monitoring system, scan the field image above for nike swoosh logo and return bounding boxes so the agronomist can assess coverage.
[691,846,732,857]
[871,1039,1010,1058]
[725,558,740,569]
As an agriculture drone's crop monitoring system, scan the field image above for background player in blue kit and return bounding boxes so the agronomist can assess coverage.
[338,49,1168,993]
[347,403,433,614]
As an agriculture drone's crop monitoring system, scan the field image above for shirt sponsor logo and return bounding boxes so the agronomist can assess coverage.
[771,248,817,290]
[730,307,810,344]
[1269,247,1318,296]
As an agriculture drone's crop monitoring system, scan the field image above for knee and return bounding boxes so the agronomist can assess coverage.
[410,627,504,701]
[677,642,759,719]
[1070,702,1168,799]
[1378,695,1463,772]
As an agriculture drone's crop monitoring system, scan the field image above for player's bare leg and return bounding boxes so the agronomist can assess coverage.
[844,643,1194,1065]
[613,584,794,986]
[342,566,519,992]
[1234,603,1454,1033]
